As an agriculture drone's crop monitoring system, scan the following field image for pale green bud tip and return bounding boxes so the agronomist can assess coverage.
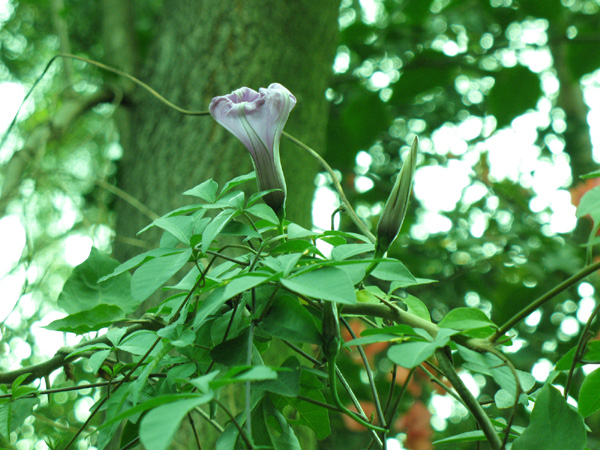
[376,137,418,255]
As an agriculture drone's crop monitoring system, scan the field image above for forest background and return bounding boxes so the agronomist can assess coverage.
[1,0,600,449]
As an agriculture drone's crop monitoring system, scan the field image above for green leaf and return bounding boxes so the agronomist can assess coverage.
[0,397,39,436]
[331,243,374,260]
[321,230,371,243]
[270,239,317,255]
[556,341,600,371]
[401,295,431,321]
[58,247,139,315]
[287,223,318,239]
[88,350,111,374]
[371,260,417,285]
[210,328,251,366]
[192,273,272,329]
[433,430,493,445]
[456,345,534,397]
[579,368,600,417]
[184,179,219,202]
[360,325,416,337]
[220,221,261,239]
[131,249,192,302]
[45,304,125,333]
[438,307,497,331]
[247,189,281,207]
[254,357,301,397]
[262,397,301,450]
[246,203,280,225]
[513,384,587,450]
[220,172,256,196]
[210,366,279,389]
[387,329,455,368]
[281,266,357,304]
[150,215,194,245]
[117,330,163,356]
[580,169,600,180]
[259,293,321,344]
[577,186,600,223]
[487,65,541,128]
[201,209,238,253]
[345,334,402,347]
[495,388,531,409]
[99,248,177,282]
[285,387,331,439]
[139,395,213,450]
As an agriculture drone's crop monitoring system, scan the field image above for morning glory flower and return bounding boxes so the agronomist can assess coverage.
[209,83,296,215]
[375,137,418,257]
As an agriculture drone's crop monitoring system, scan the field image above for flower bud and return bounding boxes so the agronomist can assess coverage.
[375,137,418,257]
[209,83,296,215]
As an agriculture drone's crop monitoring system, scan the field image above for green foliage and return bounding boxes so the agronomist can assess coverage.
[513,384,587,450]
[3,0,600,448]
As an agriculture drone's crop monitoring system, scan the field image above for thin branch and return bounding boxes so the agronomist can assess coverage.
[95,177,159,220]
[564,301,600,398]
[384,367,415,428]
[435,349,502,450]
[188,413,202,450]
[296,394,342,413]
[193,406,225,433]
[0,319,163,385]
[214,399,254,450]
[341,317,387,428]
[492,260,600,341]
[50,0,73,84]
[0,374,167,400]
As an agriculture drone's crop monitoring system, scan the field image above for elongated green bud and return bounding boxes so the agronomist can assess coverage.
[375,137,418,258]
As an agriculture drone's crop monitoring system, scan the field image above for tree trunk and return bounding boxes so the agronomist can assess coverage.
[107,1,340,448]
[115,0,340,262]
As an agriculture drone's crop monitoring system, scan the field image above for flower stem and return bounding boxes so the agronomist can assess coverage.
[283,131,375,243]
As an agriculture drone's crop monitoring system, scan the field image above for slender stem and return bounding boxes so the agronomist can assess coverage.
[384,367,416,427]
[564,302,600,398]
[282,340,322,366]
[206,250,251,266]
[283,131,376,243]
[193,406,225,433]
[329,362,387,433]
[245,319,255,440]
[95,177,159,220]
[120,437,140,450]
[419,364,465,405]
[296,394,342,412]
[484,347,522,450]
[435,349,502,450]
[383,364,397,418]
[214,399,254,450]
[0,374,167,400]
[341,318,387,429]
[492,260,600,341]
[188,413,202,450]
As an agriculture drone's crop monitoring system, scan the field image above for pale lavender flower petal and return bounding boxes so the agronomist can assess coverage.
[209,84,296,214]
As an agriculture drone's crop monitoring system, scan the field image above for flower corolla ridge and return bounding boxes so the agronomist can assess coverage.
[209,83,297,215]
[375,136,418,258]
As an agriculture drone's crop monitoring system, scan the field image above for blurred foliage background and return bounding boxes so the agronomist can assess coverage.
[1,0,600,449]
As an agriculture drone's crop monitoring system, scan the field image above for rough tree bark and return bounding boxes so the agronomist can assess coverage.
[113,0,341,263]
